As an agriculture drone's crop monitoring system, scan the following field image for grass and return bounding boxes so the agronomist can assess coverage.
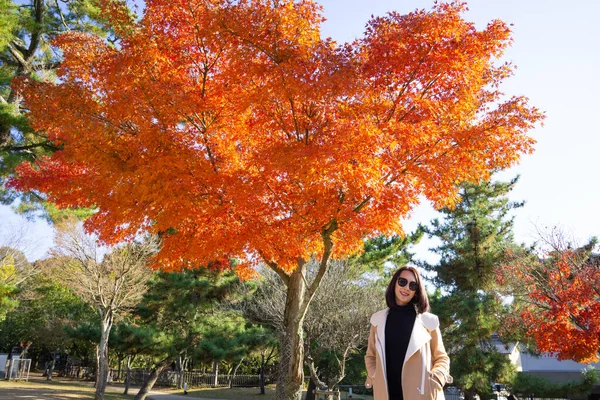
[0,377,133,399]
[0,374,374,400]
[162,386,373,400]
[161,385,279,399]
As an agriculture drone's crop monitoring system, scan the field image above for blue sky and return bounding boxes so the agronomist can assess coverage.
[2,0,599,262]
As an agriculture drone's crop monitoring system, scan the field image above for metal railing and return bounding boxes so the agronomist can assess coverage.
[83,368,276,388]
[3,359,31,381]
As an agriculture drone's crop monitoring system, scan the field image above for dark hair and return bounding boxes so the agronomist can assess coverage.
[385,266,430,313]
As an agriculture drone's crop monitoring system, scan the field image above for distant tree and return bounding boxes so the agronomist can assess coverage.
[0,247,30,320]
[500,228,600,363]
[64,321,103,373]
[52,223,156,400]
[116,267,263,400]
[0,224,38,320]
[194,313,272,387]
[0,260,94,373]
[424,178,524,400]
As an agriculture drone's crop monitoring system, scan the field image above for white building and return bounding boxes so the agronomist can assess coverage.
[491,335,600,383]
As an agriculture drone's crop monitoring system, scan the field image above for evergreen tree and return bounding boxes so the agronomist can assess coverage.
[351,229,424,273]
[424,177,524,400]
[116,267,270,400]
[0,0,124,218]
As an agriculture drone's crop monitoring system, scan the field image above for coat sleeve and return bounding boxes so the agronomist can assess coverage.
[364,324,377,388]
[430,326,452,386]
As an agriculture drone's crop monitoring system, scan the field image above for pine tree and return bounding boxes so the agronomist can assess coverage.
[116,267,270,400]
[0,0,121,219]
[425,177,524,400]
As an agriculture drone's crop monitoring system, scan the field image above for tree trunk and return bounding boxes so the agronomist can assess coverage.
[176,356,182,389]
[45,359,53,381]
[94,345,100,388]
[133,361,171,400]
[124,355,132,395]
[226,366,234,387]
[117,356,122,382]
[276,264,310,400]
[181,357,189,390]
[47,352,57,381]
[212,360,219,387]
[230,357,244,388]
[259,354,266,395]
[305,379,316,400]
[464,389,477,400]
[95,310,113,400]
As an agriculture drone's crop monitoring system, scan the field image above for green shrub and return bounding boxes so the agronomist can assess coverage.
[510,368,599,398]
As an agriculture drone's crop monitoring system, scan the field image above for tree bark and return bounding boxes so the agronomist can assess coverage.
[182,357,189,389]
[260,354,266,395]
[230,357,244,388]
[49,356,55,380]
[94,345,99,388]
[133,361,171,400]
[176,356,182,389]
[212,360,219,387]
[305,379,316,400]
[272,222,337,400]
[95,310,113,400]
[124,355,132,395]
[117,355,122,382]
[45,357,54,381]
[276,263,310,400]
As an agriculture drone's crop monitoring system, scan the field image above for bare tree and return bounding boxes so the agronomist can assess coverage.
[0,222,39,321]
[52,223,158,400]
[241,259,383,396]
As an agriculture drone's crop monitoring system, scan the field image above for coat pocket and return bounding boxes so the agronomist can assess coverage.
[428,373,443,400]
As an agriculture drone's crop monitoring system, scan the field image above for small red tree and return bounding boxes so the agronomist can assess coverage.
[10,1,543,398]
[501,230,600,363]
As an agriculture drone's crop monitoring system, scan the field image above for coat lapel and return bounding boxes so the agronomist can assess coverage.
[372,309,388,367]
[404,313,432,365]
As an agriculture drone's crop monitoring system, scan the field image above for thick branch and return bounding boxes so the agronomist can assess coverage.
[27,0,45,58]
[1,141,60,153]
[259,251,290,287]
[7,42,28,70]
[306,219,338,304]
[305,354,327,390]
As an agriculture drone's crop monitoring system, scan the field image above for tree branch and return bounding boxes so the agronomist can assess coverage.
[306,219,338,304]
[27,0,45,58]
[259,251,290,287]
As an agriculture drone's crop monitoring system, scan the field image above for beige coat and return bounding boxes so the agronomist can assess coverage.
[364,308,452,400]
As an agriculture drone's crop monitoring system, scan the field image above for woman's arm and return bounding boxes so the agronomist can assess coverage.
[430,327,452,386]
[364,325,377,388]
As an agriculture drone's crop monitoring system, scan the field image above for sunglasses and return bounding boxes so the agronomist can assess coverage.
[397,277,418,292]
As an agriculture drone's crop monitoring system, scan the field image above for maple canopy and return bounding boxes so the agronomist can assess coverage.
[501,239,600,363]
[10,0,543,275]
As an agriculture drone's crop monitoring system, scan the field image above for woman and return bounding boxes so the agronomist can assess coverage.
[365,266,452,400]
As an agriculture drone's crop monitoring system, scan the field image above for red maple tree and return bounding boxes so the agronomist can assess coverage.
[501,231,600,363]
[10,1,543,397]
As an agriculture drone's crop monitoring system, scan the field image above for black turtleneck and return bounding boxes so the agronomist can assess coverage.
[385,304,417,400]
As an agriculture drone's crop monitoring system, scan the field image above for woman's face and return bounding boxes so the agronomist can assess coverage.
[395,269,418,306]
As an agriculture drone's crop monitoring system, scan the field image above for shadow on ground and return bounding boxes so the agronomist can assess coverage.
[0,386,94,399]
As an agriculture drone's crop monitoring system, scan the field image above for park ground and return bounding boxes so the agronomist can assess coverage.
[0,373,374,400]
[0,372,272,399]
